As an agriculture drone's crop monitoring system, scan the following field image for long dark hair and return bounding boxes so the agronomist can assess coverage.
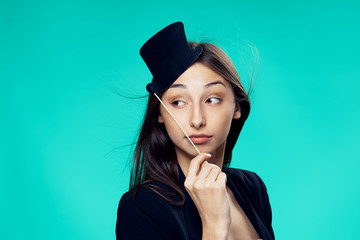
[129,42,251,205]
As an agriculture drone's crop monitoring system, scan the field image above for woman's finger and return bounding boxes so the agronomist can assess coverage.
[197,161,214,179]
[215,172,227,187]
[204,165,222,183]
[187,153,211,179]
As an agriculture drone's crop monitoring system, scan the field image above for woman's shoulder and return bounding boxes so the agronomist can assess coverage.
[223,167,270,201]
[119,180,182,207]
[118,181,182,217]
[223,167,264,183]
[117,181,185,238]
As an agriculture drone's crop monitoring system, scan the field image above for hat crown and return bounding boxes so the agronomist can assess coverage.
[140,21,203,93]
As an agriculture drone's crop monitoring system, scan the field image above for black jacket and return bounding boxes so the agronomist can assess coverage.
[116,163,275,239]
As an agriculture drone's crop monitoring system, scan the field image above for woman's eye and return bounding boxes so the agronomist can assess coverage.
[171,100,185,107]
[206,97,222,104]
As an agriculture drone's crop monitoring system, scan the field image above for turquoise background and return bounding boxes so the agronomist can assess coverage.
[1,0,359,239]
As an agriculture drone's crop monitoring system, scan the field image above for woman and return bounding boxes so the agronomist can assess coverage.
[116,21,275,240]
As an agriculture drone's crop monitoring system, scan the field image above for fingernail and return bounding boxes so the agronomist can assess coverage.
[206,153,211,157]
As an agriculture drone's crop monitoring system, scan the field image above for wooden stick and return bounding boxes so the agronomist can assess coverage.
[154,93,200,154]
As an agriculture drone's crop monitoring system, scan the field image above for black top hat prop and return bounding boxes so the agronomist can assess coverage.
[140,21,203,93]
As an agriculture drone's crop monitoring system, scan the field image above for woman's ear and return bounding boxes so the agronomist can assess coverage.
[158,114,164,123]
[233,103,241,119]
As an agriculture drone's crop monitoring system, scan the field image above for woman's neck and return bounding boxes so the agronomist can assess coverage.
[176,141,226,177]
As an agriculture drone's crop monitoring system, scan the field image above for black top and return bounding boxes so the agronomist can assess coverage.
[116,163,275,239]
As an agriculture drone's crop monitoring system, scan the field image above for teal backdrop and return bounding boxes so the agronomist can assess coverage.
[1,0,359,239]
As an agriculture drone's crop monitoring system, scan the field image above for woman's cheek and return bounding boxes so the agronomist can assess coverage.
[209,107,233,122]
[212,110,233,132]
[163,116,184,141]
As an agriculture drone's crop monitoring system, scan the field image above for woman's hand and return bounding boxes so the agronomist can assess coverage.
[184,153,231,239]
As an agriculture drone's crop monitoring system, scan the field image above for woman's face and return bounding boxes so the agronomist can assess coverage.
[159,62,240,160]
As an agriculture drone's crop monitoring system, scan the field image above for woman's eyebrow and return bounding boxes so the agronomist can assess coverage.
[169,81,226,89]
[204,81,226,89]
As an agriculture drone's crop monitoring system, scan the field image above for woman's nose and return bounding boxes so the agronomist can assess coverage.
[190,104,206,129]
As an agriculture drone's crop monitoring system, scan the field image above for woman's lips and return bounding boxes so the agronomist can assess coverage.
[188,135,212,144]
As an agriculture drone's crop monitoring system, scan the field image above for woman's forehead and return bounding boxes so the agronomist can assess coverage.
[170,63,231,89]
